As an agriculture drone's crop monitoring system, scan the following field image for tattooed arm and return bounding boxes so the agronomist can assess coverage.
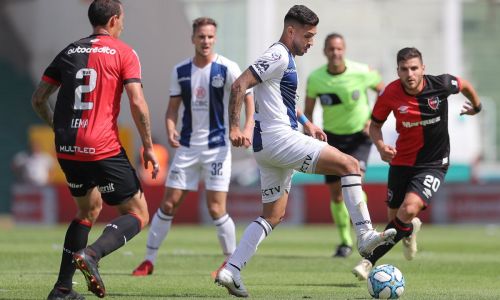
[125,82,159,179]
[31,81,59,127]
[229,68,259,147]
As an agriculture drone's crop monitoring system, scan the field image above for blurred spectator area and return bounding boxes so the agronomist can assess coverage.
[2,0,500,217]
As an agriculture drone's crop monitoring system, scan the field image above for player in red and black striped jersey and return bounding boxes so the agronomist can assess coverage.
[32,1,159,299]
[352,47,482,280]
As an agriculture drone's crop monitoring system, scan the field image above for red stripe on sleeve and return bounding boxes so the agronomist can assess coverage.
[42,75,61,86]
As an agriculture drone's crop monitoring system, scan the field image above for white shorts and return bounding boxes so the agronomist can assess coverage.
[166,145,231,192]
[254,129,327,203]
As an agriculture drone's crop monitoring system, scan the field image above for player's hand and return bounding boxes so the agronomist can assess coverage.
[143,148,160,179]
[460,100,481,116]
[378,144,397,163]
[168,129,180,148]
[242,127,253,148]
[304,122,327,142]
[230,127,251,147]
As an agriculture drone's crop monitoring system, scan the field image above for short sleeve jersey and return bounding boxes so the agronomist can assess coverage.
[372,74,461,166]
[169,54,243,149]
[249,43,299,132]
[306,59,381,134]
[42,34,141,161]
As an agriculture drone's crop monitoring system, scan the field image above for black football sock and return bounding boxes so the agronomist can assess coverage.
[55,219,92,289]
[366,217,413,265]
[88,214,141,260]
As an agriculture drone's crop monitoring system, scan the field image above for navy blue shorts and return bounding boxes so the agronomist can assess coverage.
[386,165,447,209]
[58,148,142,206]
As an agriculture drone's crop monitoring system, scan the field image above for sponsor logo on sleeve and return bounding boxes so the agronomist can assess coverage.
[398,106,409,114]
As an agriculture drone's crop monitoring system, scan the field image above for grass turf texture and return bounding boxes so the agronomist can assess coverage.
[1,224,500,299]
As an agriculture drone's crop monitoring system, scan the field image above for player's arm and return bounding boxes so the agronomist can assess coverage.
[459,79,482,116]
[125,82,159,179]
[31,81,59,127]
[241,92,255,148]
[369,119,396,163]
[297,109,327,142]
[304,96,316,122]
[165,96,182,148]
[365,81,385,136]
[229,69,259,147]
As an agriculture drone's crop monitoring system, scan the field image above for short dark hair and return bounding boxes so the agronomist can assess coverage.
[397,47,423,64]
[88,0,122,27]
[284,5,319,26]
[324,33,344,48]
[192,17,217,35]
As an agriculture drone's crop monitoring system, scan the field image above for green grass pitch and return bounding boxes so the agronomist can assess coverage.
[1,223,500,299]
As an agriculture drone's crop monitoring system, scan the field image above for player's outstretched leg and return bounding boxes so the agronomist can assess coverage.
[357,228,397,257]
[73,248,105,298]
[402,217,422,260]
[215,265,248,298]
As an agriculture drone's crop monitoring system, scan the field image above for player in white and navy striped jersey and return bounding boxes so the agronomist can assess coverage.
[132,17,254,277]
[214,5,396,297]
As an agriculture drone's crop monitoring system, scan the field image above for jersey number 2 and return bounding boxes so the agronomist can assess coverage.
[74,68,97,110]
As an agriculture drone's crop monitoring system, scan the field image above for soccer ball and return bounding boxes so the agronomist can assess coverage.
[367,264,405,299]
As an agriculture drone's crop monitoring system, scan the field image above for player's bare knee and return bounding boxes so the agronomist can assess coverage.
[338,154,360,176]
[398,205,419,222]
[207,205,225,220]
[160,199,177,216]
[83,202,102,222]
[331,192,343,203]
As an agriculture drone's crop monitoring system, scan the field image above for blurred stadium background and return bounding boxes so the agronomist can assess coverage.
[1,0,499,227]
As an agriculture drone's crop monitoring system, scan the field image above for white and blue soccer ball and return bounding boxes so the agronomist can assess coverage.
[367,264,405,299]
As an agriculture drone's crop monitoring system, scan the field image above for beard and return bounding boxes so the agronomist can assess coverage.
[292,41,306,56]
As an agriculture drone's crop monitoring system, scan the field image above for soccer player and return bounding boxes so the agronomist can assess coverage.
[131,17,254,276]
[352,47,482,280]
[32,1,159,299]
[214,5,396,297]
[305,33,384,258]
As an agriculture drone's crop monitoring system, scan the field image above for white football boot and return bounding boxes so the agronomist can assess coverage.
[402,217,422,260]
[357,228,396,257]
[352,258,373,281]
[215,267,249,298]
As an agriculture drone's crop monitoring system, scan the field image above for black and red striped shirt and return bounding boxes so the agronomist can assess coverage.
[372,74,461,167]
[42,33,141,161]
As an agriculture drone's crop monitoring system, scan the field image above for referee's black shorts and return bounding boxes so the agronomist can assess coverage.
[324,130,372,183]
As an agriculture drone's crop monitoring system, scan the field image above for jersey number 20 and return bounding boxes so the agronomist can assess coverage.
[74,68,97,110]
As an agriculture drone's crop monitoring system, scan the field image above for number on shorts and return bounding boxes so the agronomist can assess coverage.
[423,174,440,192]
[211,162,223,176]
[74,68,97,110]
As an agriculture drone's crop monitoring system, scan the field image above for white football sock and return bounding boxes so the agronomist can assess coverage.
[226,217,273,272]
[213,214,236,256]
[144,208,173,264]
[341,174,373,236]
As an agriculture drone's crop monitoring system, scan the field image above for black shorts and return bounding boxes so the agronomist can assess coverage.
[324,130,372,183]
[58,148,142,206]
[387,165,448,209]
